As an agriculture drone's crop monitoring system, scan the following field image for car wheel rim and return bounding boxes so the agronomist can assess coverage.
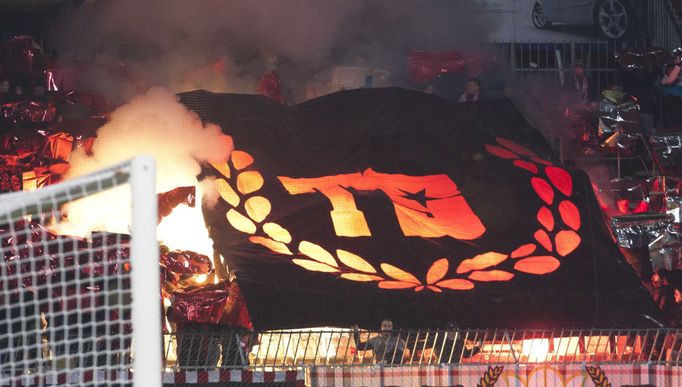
[598,0,628,38]
[533,4,546,27]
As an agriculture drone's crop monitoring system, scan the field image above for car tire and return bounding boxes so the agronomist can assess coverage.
[532,3,552,29]
[594,0,636,39]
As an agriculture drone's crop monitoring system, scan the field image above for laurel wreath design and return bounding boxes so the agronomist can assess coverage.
[477,366,504,387]
[585,366,612,387]
[211,137,582,292]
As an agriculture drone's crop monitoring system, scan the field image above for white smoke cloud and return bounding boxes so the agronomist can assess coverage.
[52,0,492,102]
[58,87,233,255]
[198,176,221,209]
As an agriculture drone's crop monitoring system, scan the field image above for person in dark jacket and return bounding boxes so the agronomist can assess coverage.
[431,322,481,363]
[352,319,408,365]
[651,269,676,314]
[668,284,682,328]
[458,78,481,102]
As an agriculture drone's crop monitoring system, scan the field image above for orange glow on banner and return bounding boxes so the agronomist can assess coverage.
[537,207,554,231]
[249,236,293,255]
[531,177,554,205]
[299,241,338,267]
[534,229,552,251]
[381,263,420,284]
[216,178,240,206]
[226,209,257,234]
[263,222,292,243]
[244,196,271,222]
[278,168,485,239]
[292,259,339,273]
[555,230,581,257]
[468,270,514,282]
[513,159,538,174]
[278,176,371,237]
[511,243,536,259]
[456,252,508,274]
[426,258,449,284]
[341,273,384,282]
[237,171,264,194]
[210,161,231,179]
[231,150,254,170]
[495,137,535,156]
[514,256,560,275]
[546,166,573,196]
[559,200,581,231]
[485,144,518,159]
[217,137,585,294]
[337,249,377,273]
[435,279,474,290]
[379,281,419,289]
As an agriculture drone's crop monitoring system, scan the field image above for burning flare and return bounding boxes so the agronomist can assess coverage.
[56,87,233,257]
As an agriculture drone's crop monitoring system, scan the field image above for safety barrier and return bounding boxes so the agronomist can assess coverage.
[163,328,682,370]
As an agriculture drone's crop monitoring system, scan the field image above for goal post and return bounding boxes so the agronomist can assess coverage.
[130,156,162,387]
[0,156,160,387]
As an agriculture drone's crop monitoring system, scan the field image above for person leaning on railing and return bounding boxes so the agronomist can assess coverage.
[352,319,410,365]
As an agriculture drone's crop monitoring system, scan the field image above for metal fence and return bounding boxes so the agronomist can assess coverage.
[648,0,682,53]
[494,41,621,95]
[163,328,682,370]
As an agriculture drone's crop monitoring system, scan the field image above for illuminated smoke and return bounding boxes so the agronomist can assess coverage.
[52,0,491,103]
[57,87,233,256]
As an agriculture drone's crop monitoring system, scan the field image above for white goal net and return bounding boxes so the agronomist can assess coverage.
[0,157,160,387]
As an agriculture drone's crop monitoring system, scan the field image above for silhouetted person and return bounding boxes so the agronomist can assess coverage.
[11,84,25,102]
[650,269,676,314]
[661,52,682,126]
[432,323,481,363]
[0,79,10,104]
[571,63,590,103]
[661,55,682,94]
[459,78,481,102]
[352,319,408,365]
[665,281,682,328]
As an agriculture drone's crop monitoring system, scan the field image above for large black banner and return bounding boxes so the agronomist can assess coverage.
[180,88,659,330]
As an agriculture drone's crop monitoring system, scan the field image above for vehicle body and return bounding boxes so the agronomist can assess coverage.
[532,0,647,39]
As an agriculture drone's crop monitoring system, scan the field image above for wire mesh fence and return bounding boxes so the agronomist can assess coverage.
[0,157,160,386]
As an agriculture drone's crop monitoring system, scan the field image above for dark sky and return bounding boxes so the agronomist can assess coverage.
[0,0,74,39]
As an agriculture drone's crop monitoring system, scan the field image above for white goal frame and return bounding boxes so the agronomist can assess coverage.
[0,156,161,387]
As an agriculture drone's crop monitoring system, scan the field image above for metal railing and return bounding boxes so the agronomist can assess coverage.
[648,0,682,53]
[493,41,619,95]
[163,328,682,370]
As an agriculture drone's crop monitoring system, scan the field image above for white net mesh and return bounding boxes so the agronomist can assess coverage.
[0,159,157,386]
